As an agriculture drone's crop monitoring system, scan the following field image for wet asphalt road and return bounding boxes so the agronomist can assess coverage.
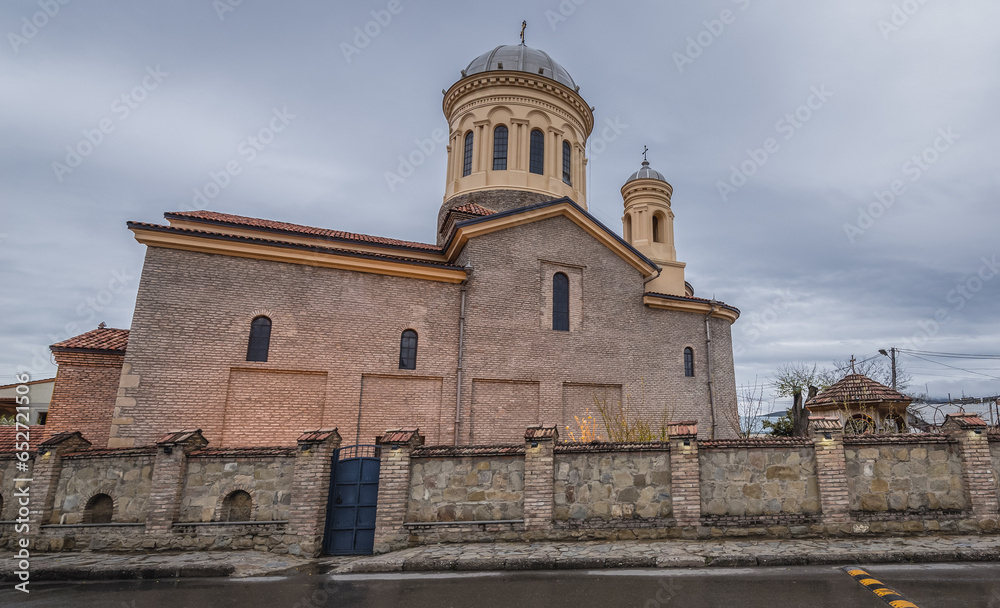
[5,563,1000,607]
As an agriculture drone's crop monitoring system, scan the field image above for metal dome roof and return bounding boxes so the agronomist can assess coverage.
[626,161,667,184]
[464,44,577,90]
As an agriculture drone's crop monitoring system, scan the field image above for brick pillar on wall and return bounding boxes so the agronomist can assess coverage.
[373,429,422,554]
[287,428,342,557]
[145,430,208,535]
[808,416,851,524]
[32,431,92,529]
[942,413,999,518]
[523,425,557,531]
[668,422,701,526]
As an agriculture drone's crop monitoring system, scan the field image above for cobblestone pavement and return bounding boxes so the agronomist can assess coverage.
[326,535,1000,573]
[6,535,1000,581]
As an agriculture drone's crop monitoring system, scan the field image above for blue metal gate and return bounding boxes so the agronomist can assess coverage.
[323,445,381,555]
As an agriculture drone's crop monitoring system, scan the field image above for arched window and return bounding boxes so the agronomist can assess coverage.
[684,347,695,377]
[552,273,569,332]
[847,414,876,435]
[246,316,271,362]
[221,490,252,522]
[652,214,662,243]
[493,125,508,170]
[562,140,572,185]
[83,494,114,524]
[529,129,545,175]
[624,214,632,243]
[462,131,474,177]
[399,329,418,370]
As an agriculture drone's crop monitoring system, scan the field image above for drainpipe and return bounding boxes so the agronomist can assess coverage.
[643,265,662,287]
[454,264,472,446]
[705,301,718,439]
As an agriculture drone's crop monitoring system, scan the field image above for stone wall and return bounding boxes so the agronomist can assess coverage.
[553,447,671,522]
[178,451,296,522]
[844,437,967,514]
[406,452,524,522]
[700,440,820,520]
[991,438,1000,504]
[53,449,155,524]
[0,455,32,521]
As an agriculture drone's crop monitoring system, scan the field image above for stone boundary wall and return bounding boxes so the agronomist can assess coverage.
[2,415,1000,556]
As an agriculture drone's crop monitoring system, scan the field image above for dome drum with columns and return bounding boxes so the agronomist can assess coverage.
[438,43,594,241]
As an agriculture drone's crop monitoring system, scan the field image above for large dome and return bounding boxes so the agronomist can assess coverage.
[464,44,577,90]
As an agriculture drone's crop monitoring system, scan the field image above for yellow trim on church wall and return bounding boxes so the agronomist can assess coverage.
[643,295,740,324]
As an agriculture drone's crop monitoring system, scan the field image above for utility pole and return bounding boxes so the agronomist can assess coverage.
[879,347,898,391]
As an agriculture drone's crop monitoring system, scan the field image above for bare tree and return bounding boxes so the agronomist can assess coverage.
[728,377,771,438]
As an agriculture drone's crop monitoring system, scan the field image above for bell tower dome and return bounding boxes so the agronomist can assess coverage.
[621,155,687,296]
[438,35,594,242]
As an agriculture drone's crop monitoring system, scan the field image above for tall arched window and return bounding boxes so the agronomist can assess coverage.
[399,329,418,370]
[552,273,569,332]
[624,214,632,243]
[562,140,572,185]
[684,347,695,377]
[529,129,545,175]
[462,131,474,177]
[652,214,662,243]
[492,125,508,170]
[84,494,114,524]
[246,316,272,362]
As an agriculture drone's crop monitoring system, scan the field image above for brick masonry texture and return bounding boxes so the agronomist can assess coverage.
[845,442,967,512]
[700,446,820,517]
[113,212,738,449]
[992,441,1000,504]
[179,455,295,522]
[46,351,124,448]
[0,456,32,521]
[406,456,524,522]
[553,452,672,521]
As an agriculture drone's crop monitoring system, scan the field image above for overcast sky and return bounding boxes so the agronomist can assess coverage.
[2,0,998,408]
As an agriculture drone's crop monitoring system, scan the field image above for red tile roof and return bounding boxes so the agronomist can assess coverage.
[667,421,699,437]
[644,292,742,317]
[525,425,558,441]
[297,429,340,443]
[50,328,129,353]
[944,413,988,429]
[0,426,48,452]
[378,429,421,445]
[156,429,206,445]
[412,444,525,458]
[128,222,463,270]
[166,210,441,252]
[808,416,843,431]
[555,441,671,453]
[702,437,815,448]
[450,203,496,217]
[805,374,910,407]
[189,447,296,458]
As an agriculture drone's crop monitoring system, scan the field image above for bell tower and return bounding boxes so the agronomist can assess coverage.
[621,154,687,296]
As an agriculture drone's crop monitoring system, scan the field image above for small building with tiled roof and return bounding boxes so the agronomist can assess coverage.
[44,38,744,450]
[805,373,912,434]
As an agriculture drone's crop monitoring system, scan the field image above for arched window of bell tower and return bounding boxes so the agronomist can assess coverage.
[652,213,663,244]
[623,214,632,243]
[493,125,508,171]
[462,131,474,177]
[529,129,545,175]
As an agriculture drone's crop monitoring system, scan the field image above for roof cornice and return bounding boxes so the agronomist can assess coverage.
[643,293,740,323]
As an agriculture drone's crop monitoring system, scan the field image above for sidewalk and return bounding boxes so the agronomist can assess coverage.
[5,535,1000,581]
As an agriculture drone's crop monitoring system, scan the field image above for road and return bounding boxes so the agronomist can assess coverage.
[6,563,1000,607]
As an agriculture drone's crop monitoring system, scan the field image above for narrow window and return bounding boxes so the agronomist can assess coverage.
[529,129,545,175]
[36,412,48,425]
[684,347,695,377]
[552,273,569,331]
[84,494,114,524]
[652,214,661,243]
[562,140,572,185]
[624,214,632,243]
[399,329,418,370]
[222,490,252,522]
[493,125,508,170]
[462,131,474,177]
[246,316,272,362]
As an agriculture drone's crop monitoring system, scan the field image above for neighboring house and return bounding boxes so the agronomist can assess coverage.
[805,373,912,433]
[0,377,55,425]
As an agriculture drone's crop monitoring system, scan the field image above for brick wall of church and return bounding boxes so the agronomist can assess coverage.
[46,351,125,449]
[112,213,738,448]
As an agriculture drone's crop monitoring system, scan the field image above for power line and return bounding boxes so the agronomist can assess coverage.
[897,348,1000,360]
[902,352,1000,382]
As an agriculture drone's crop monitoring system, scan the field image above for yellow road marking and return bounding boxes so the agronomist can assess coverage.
[841,566,923,608]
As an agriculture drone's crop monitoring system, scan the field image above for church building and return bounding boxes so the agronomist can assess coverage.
[47,40,741,449]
